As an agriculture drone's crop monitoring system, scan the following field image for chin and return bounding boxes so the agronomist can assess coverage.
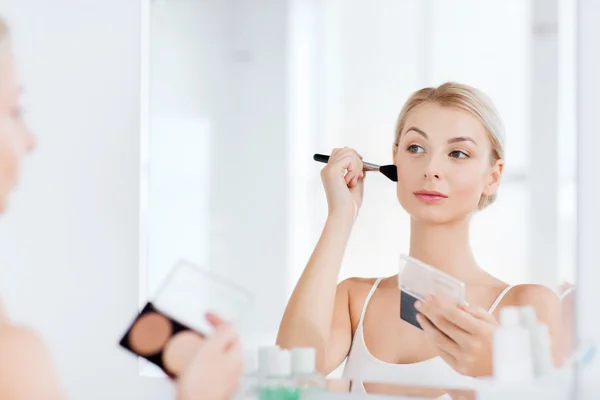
[410,209,459,225]
[400,198,473,226]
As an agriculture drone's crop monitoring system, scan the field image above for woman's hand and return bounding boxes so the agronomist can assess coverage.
[415,295,499,377]
[177,313,244,400]
[320,147,365,221]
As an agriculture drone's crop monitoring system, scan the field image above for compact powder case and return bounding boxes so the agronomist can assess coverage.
[120,302,206,378]
[119,260,253,378]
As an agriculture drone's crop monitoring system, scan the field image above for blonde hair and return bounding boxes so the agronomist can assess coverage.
[394,82,505,210]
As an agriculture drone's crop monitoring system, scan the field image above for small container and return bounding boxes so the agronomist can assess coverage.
[493,306,535,383]
[291,348,325,393]
[259,348,298,400]
[520,307,554,378]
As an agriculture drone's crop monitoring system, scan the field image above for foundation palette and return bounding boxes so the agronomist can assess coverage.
[119,260,253,378]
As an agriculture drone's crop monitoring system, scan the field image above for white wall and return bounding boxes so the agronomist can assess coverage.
[210,0,290,346]
[146,0,290,349]
[0,1,173,399]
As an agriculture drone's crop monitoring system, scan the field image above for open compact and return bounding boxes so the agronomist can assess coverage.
[119,260,253,378]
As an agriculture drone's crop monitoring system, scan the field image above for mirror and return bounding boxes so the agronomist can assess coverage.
[141,0,578,389]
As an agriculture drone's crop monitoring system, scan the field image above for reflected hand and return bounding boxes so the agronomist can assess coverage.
[320,147,366,220]
[177,313,244,400]
[415,295,498,377]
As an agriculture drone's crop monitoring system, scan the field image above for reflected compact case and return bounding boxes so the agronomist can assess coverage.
[119,260,253,378]
[398,254,466,330]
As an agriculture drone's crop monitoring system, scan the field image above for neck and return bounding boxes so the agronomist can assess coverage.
[409,216,482,282]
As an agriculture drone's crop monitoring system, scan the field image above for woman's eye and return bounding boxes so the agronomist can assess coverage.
[449,150,469,159]
[407,144,424,154]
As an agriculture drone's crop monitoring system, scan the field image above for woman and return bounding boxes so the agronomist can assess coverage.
[277,82,564,394]
[0,16,242,400]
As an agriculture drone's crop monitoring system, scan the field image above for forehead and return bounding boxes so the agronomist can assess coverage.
[402,102,488,142]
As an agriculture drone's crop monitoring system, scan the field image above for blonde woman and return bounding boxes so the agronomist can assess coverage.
[0,16,242,400]
[277,82,564,395]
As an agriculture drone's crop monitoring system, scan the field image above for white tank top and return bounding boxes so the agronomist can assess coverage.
[342,278,514,395]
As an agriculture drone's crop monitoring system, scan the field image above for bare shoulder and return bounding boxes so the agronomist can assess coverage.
[339,277,391,329]
[504,284,561,308]
[502,284,566,365]
[338,277,380,292]
[501,284,562,326]
[0,324,63,400]
[339,276,394,300]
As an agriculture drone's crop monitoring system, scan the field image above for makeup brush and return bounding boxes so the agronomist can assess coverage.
[313,153,398,182]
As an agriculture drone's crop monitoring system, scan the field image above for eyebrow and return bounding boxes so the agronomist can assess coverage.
[405,126,477,145]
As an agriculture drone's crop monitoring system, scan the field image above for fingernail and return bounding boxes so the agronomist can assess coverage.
[416,314,422,322]
[415,301,422,310]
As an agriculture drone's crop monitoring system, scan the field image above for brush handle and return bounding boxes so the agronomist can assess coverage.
[313,153,380,170]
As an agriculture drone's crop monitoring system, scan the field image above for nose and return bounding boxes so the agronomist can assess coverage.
[423,156,441,180]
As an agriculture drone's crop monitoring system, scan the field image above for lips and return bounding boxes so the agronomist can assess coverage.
[413,190,448,203]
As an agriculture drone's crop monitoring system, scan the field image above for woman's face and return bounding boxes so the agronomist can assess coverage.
[394,102,503,225]
[0,45,35,213]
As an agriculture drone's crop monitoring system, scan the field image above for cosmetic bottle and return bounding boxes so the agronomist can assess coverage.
[291,347,325,395]
[493,306,535,383]
[259,348,297,400]
[520,306,554,378]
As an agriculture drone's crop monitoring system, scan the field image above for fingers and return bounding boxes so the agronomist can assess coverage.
[330,147,363,162]
[223,338,243,364]
[205,312,225,328]
[461,303,497,326]
[210,323,240,351]
[416,298,470,344]
[417,313,461,359]
[326,148,364,188]
[203,313,240,352]
[421,298,487,337]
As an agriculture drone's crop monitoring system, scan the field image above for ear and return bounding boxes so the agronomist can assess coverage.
[482,159,504,196]
[392,143,399,163]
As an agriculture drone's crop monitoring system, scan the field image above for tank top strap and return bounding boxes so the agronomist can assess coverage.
[487,285,515,314]
[358,278,384,324]
[560,286,575,300]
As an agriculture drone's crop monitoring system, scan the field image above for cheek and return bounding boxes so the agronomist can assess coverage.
[448,167,487,200]
[395,159,425,210]
[396,161,416,194]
